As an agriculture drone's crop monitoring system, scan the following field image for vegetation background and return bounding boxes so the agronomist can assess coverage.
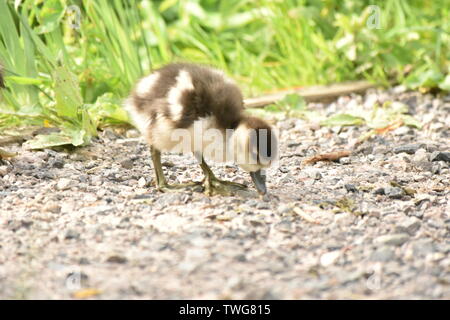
[0,0,448,149]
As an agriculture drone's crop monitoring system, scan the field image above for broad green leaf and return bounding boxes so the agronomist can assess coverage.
[35,0,66,34]
[53,66,83,119]
[405,69,444,89]
[23,132,73,149]
[81,106,97,137]
[87,93,130,125]
[388,101,409,114]
[66,128,87,146]
[402,115,422,129]
[438,74,450,91]
[320,113,365,127]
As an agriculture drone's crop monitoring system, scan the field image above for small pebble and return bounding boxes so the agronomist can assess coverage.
[375,233,410,246]
[430,151,450,163]
[57,178,74,191]
[138,177,147,188]
[384,187,404,199]
[345,184,358,193]
[320,250,341,267]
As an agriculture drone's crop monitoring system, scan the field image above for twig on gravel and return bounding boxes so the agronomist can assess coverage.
[85,163,108,174]
[293,207,321,224]
[244,80,376,108]
[303,150,351,165]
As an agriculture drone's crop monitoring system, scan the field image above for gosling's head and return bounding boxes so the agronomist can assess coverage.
[231,116,278,195]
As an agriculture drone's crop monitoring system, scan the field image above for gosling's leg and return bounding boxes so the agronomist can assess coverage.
[195,153,247,196]
[150,146,201,192]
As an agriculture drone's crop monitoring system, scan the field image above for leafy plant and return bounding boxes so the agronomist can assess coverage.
[0,0,448,149]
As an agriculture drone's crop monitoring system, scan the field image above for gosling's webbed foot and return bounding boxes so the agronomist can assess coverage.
[203,177,247,196]
[157,181,203,193]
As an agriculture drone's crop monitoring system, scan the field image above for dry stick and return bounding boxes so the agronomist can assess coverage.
[245,81,378,162]
[303,150,352,165]
[244,80,376,108]
[293,207,321,224]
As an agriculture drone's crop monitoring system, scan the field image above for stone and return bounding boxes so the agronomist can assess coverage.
[234,254,247,262]
[370,246,395,262]
[138,177,147,188]
[42,203,62,214]
[427,219,444,229]
[82,205,114,215]
[256,201,270,210]
[57,178,74,191]
[396,217,421,235]
[7,220,33,232]
[49,159,65,169]
[125,129,140,138]
[277,203,293,215]
[392,126,411,136]
[245,199,258,207]
[275,220,293,233]
[393,143,425,155]
[344,184,358,193]
[412,239,435,256]
[304,168,322,180]
[65,229,80,240]
[413,148,428,162]
[287,141,301,148]
[430,151,450,163]
[431,163,441,174]
[120,159,134,169]
[155,193,185,207]
[374,233,410,246]
[106,255,128,264]
[0,166,10,176]
[384,187,404,199]
[320,250,341,267]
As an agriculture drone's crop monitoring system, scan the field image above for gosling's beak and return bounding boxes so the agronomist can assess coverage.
[250,170,266,195]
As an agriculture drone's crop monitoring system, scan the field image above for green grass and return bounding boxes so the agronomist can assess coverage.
[0,0,449,148]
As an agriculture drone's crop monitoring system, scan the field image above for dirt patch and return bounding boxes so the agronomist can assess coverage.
[0,88,449,299]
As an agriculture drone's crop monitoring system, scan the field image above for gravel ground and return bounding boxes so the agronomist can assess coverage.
[0,87,449,299]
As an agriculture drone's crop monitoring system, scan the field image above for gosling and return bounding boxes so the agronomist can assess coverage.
[125,63,277,196]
